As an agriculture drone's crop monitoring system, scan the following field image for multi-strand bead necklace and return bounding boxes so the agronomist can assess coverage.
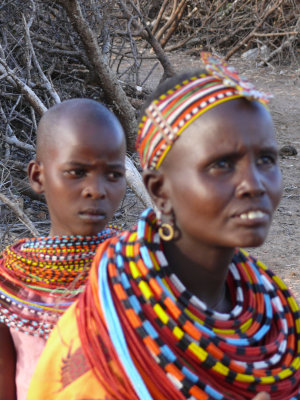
[0,229,114,338]
[78,209,300,399]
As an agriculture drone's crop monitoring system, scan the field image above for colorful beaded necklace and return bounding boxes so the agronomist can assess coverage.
[78,209,300,399]
[0,228,115,339]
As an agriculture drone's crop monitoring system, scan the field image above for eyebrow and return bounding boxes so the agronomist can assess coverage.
[106,163,126,170]
[204,146,279,166]
[64,161,125,169]
[213,145,278,157]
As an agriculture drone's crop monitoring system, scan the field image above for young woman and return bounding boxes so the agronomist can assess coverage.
[28,54,299,400]
[0,99,126,400]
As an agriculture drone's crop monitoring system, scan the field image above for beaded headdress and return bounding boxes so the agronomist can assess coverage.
[136,52,272,171]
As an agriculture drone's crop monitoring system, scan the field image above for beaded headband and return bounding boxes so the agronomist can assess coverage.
[136,52,272,171]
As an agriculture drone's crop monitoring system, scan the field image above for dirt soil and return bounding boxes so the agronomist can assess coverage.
[143,53,300,301]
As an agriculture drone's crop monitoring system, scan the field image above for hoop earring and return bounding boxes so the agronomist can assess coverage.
[158,223,174,241]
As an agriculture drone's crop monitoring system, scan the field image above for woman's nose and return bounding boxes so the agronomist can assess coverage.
[82,178,106,199]
[235,165,266,198]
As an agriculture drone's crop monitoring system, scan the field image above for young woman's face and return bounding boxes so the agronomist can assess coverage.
[160,99,282,252]
[37,119,126,236]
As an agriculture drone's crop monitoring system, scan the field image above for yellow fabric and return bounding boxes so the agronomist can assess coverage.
[27,302,110,400]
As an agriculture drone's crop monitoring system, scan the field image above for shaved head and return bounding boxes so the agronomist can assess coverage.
[29,98,126,236]
[36,99,124,161]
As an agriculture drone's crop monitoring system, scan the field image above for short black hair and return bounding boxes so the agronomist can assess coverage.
[138,69,206,122]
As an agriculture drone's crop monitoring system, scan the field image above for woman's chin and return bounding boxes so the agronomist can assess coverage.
[237,236,267,249]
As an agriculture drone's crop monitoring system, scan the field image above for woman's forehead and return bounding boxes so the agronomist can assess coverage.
[163,101,276,164]
[192,97,272,126]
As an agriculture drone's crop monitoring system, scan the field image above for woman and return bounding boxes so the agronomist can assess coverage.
[28,53,299,399]
[0,99,126,400]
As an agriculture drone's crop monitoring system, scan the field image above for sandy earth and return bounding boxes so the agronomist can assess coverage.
[143,53,300,300]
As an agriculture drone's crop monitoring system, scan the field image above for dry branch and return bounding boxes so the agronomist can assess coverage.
[155,0,187,43]
[125,156,153,208]
[160,0,187,48]
[151,0,169,36]
[0,192,40,236]
[0,56,47,115]
[56,0,138,152]
[225,0,285,60]
[22,14,61,104]
[2,135,35,153]
[118,0,176,79]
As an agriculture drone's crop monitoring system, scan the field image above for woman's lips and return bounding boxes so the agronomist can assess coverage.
[239,210,267,220]
[233,209,270,225]
[79,210,106,222]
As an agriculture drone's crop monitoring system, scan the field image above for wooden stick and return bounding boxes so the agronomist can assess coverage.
[0,192,40,236]
[254,31,299,37]
[225,0,284,60]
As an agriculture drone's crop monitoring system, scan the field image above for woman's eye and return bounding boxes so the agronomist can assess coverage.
[257,155,276,166]
[107,171,124,181]
[211,159,233,170]
[66,169,86,178]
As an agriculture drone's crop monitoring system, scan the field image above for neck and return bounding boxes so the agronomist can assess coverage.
[163,240,235,312]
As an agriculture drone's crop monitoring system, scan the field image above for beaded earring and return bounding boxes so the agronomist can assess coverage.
[156,209,175,241]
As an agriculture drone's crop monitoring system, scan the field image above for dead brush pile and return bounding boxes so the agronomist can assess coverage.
[155,0,299,63]
[0,0,298,248]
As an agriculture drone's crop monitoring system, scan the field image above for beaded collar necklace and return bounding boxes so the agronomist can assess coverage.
[0,229,114,338]
[78,209,300,399]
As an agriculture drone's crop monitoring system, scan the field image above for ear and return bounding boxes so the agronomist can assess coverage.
[27,160,45,194]
[143,169,172,214]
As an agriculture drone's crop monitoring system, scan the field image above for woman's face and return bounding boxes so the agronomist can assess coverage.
[31,119,126,237]
[159,99,282,253]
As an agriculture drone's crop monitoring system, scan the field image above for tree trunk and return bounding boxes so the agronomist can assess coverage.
[57,0,138,152]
